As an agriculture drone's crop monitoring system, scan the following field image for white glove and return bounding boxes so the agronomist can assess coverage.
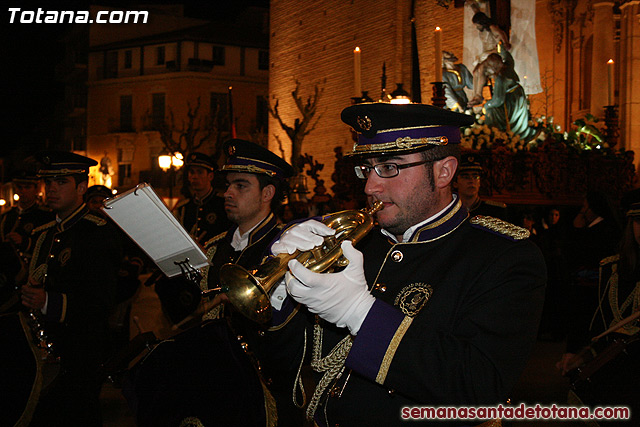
[285,240,375,335]
[271,220,335,255]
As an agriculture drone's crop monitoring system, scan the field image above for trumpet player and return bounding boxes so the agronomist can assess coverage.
[268,103,547,426]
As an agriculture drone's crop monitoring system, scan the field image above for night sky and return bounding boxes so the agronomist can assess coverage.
[2,1,268,164]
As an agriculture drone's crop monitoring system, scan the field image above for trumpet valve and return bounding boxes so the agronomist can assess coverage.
[311,246,325,261]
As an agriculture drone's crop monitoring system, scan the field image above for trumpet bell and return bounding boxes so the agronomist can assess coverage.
[219,261,274,324]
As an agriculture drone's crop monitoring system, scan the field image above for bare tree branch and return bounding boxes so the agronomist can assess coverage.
[269,80,325,173]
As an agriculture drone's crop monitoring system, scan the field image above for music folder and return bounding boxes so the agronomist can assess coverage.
[102,183,209,277]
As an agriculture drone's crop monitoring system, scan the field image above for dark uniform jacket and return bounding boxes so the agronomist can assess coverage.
[173,188,230,245]
[201,212,308,427]
[273,198,546,426]
[29,203,121,376]
[202,212,295,375]
[468,198,508,220]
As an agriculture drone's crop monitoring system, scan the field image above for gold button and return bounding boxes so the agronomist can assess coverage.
[373,283,387,293]
[391,250,403,262]
[49,254,55,258]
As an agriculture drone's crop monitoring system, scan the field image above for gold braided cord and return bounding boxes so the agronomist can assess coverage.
[352,136,447,154]
[200,244,223,321]
[221,164,276,176]
[608,264,640,335]
[292,328,308,409]
[305,321,353,420]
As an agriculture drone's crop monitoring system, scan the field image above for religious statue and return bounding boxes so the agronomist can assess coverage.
[466,0,511,107]
[99,152,114,187]
[442,51,473,113]
[482,49,536,141]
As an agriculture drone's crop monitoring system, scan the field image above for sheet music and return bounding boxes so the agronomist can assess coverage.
[102,183,209,277]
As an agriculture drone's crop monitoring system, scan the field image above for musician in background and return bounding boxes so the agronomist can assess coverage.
[268,103,546,426]
[557,196,640,425]
[172,152,231,245]
[1,167,54,287]
[21,151,121,426]
[204,139,304,426]
[454,153,508,220]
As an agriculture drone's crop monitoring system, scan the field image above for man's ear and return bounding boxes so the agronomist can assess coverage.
[434,156,458,189]
[77,181,88,196]
[262,184,275,204]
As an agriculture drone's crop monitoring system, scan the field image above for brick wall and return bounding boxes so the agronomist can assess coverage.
[269,0,466,191]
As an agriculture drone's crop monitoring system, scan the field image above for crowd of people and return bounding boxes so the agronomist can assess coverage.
[1,102,637,427]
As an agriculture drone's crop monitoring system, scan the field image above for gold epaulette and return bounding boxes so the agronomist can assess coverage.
[470,215,530,241]
[84,213,107,226]
[600,254,620,266]
[203,231,227,250]
[32,220,57,234]
[485,199,507,208]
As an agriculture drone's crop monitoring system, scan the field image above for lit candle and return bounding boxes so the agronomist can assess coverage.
[435,27,442,82]
[354,47,362,97]
[607,59,614,106]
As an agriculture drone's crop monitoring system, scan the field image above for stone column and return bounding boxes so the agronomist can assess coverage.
[619,1,640,155]
[590,2,616,116]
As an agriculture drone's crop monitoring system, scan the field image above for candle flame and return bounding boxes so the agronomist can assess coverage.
[607,59,614,64]
[354,47,360,52]
[435,27,441,31]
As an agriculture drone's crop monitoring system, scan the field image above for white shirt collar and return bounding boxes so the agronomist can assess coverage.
[231,220,262,251]
[380,194,458,243]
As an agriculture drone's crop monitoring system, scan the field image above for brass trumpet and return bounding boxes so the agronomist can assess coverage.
[219,201,383,323]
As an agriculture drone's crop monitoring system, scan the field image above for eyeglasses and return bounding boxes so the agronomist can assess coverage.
[354,160,430,180]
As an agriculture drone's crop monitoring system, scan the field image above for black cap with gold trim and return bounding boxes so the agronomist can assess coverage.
[341,102,474,157]
[221,139,294,180]
[86,185,113,200]
[458,153,484,173]
[11,167,39,184]
[35,150,97,178]
[186,152,216,172]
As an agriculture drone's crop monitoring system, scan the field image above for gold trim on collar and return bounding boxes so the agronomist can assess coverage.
[409,199,463,242]
[248,212,275,243]
[376,316,413,384]
[58,203,86,230]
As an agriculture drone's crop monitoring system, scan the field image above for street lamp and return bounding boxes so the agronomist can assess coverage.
[158,151,184,207]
